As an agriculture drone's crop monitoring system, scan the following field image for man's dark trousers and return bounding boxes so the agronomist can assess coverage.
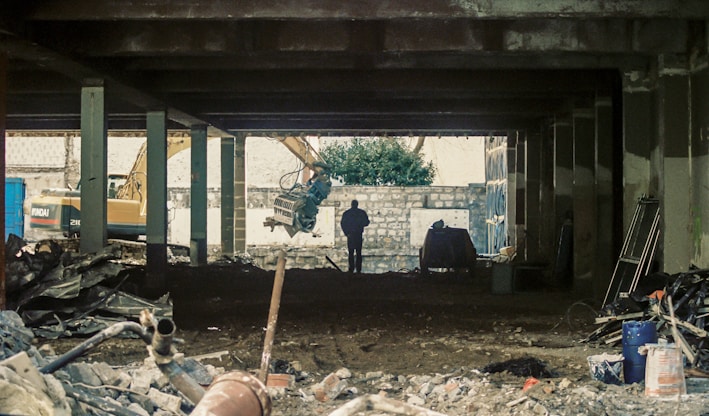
[347,233,363,273]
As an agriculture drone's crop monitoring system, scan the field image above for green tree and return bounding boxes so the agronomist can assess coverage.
[320,137,436,185]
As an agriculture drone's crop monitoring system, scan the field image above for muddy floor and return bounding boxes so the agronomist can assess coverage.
[38,261,709,415]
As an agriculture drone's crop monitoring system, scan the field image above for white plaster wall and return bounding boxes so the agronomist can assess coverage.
[409,208,469,246]
[6,136,66,167]
[409,136,486,186]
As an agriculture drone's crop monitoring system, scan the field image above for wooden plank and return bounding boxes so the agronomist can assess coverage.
[594,312,644,324]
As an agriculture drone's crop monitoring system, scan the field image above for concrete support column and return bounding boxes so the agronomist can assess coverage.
[622,70,654,233]
[234,134,247,252]
[690,54,709,267]
[572,108,596,292]
[554,118,574,231]
[539,123,555,264]
[190,125,208,266]
[514,132,527,259]
[0,52,6,309]
[525,129,542,262]
[595,96,615,298]
[79,80,108,253]
[221,136,235,255]
[553,117,574,287]
[657,58,691,273]
[145,111,168,295]
[506,132,518,252]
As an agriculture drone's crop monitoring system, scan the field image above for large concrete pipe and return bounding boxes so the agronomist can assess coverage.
[191,371,272,416]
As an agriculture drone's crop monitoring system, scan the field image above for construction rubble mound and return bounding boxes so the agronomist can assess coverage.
[4,234,172,338]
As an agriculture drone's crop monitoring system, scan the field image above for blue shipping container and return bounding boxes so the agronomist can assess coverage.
[5,178,26,240]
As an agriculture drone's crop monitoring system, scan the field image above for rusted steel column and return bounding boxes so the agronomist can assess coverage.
[259,250,287,383]
[0,51,6,310]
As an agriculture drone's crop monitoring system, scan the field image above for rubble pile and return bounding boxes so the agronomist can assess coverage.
[265,361,709,415]
[588,267,709,372]
[0,310,220,415]
[4,234,172,338]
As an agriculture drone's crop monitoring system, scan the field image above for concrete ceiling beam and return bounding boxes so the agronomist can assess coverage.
[21,0,709,20]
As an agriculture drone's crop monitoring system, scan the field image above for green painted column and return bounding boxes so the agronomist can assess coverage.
[572,107,596,294]
[80,80,108,253]
[221,136,235,256]
[234,134,247,252]
[145,111,168,295]
[190,125,208,266]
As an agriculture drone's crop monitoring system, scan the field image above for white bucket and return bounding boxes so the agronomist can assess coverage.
[644,342,686,397]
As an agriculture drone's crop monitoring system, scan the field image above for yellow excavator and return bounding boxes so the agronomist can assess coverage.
[264,135,332,237]
[28,135,331,240]
[27,136,194,240]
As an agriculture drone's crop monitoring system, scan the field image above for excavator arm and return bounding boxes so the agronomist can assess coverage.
[265,136,332,236]
[115,136,193,215]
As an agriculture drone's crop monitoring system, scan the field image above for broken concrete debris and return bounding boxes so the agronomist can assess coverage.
[0,309,277,415]
[4,234,172,338]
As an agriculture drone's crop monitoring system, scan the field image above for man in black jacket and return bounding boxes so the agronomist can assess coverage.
[340,200,370,273]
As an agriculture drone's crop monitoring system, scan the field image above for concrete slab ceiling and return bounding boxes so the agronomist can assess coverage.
[0,0,706,135]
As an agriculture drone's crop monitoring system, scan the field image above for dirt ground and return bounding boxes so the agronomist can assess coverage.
[39,261,709,415]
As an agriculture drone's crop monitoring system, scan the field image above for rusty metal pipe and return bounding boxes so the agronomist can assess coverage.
[40,321,151,374]
[151,317,176,356]
[191,371,271,416]
[150,317,206,405]
[259,249,287,383]
[157,360,205,405]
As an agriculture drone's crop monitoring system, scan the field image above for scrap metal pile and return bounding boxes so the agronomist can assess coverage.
[588,268,709,372]
[585,197,709,373]
[4,234,171,338]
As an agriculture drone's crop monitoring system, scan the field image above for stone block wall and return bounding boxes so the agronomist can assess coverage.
[173,184,487,273]
[8,133,489,272]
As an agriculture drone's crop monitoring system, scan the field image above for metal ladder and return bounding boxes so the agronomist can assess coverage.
[602,197,661,307]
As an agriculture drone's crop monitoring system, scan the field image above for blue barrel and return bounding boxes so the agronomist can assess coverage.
[5,178,26,240]
[622,320,658,384]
